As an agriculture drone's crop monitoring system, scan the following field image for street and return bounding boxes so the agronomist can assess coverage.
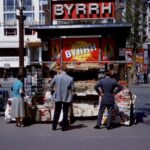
[0,84,150,150]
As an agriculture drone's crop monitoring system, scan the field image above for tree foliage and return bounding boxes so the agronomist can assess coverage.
[125,0,143,85]
[125,0,142,50]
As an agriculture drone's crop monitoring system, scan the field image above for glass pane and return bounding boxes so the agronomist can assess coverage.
[6,0,14,6]
[24,13,34,25]
[24,0,33,10]
[4,28,17,35]
[4,0,15,11]
[39,0,48,11]
[24,0,32,5]
[39,0,48,5]
[39,13,45,24]
[4,14,15,21]
[25,13,33,21]
[4,14,16,26]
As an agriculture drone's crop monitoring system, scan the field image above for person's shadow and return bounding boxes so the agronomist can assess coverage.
[135,106,150,124]
[67,124,88,130]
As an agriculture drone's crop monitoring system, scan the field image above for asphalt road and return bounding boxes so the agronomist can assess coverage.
[0,84,150,150]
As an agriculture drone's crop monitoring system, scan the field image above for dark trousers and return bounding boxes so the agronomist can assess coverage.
[144,78,147,83]
[97,103,114,128]
[52,101,70,130]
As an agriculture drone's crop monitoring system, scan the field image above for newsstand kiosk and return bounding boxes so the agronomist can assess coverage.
[28,0,136,125]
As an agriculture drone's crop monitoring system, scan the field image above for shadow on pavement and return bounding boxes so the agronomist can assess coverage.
[68,124,88,130]
[135,110,150,124]
[135,112,147,123]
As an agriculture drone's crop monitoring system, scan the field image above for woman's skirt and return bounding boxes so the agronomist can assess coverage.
[11,97,25,118]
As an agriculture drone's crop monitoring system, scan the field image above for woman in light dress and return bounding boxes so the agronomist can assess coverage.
[11,74,25,127]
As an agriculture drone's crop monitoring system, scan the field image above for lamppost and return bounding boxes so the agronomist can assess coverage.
[16,0,26,75]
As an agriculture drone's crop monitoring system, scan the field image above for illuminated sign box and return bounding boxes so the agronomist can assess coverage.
[62,37,100,62]
[52,0,115,22]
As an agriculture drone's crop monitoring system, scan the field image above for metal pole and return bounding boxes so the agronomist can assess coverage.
[49,0,52,25]
[17,8,25,75]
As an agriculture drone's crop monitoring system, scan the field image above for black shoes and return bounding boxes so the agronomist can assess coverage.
[52,126,68,131]
[52,128,56,131]
[52,126,57,131]
[94,125,113,130]
[106,126,113,130]
[94,125,101,129]
[61,128,67,131]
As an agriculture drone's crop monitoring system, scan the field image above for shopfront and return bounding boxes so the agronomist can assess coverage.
[25,0,136,125]
[28,0,132,93]
[30,0,131,64]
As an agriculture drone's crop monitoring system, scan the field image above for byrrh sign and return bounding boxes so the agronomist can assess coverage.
[52,0,115,21]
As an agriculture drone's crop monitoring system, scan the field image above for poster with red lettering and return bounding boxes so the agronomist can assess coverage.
[50,38,61,61]
[101,38,115,61]
[136,49,144,64]
[125,48,133,61]
[62,37,100,62]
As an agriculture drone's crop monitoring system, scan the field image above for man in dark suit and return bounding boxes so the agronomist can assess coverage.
[49,64,74,131]
[94,71,123,130]
[143,72,148,84]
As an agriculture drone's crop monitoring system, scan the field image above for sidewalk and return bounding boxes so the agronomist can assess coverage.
[131,83,150,88]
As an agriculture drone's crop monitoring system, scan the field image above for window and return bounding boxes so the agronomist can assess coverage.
[24,0,33,11]
[4,13,16,26]
[39,0,48,11]
[25,28,32,35]
[4,28,17,35]
[24,13,34,25]
[4,0,16,11]
[40,0,48,6]
[24,0,32,5]
[39,13,45,24]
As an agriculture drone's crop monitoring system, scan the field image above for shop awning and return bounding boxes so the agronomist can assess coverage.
[29,23,132,39]
[26,42,42,48]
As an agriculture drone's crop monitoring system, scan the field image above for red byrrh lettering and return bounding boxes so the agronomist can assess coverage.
[53,2,114,19]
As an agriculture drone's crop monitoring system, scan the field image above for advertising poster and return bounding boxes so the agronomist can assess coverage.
[144,50,148,64]
[62,37,100,62]
[119,48,126,57]
[125,48,133,61]
[136,49,144,64]
[101,38,115,61]
[50,38,61,61]
[143,64,148,72]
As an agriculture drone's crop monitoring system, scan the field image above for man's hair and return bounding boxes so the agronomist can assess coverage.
[56,64,66,71]
[17,74,23,80]
[60,64,67,71]
[105,71,111,77]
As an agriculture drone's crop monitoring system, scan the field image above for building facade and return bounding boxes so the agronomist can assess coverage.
[0,0,48,77]
[143,0,150,71]
[0,0,149,77]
